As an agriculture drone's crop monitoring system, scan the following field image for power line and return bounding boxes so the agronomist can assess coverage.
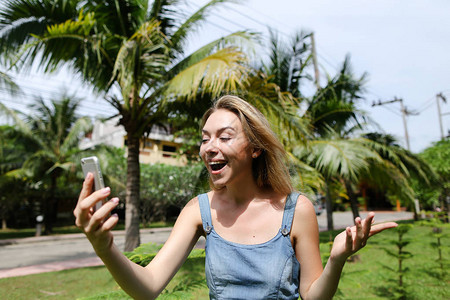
[0,87,114,116]
[419,100,436,113]
[372,98,416,150]
[415,95,436,112]
[379,104,402,117]
[223,4,290,39]
[240,2,295,35]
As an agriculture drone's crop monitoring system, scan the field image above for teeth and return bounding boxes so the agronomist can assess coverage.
[209,161,226,165]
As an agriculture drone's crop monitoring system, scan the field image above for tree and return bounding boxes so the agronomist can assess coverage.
[262,29,313,99]
[0,96,91,233]
[298,55,373,229]
[0,0,256,250]
[295,136,380,230]
[305,54,368,138]
[416,139,449,220]
[359,133,437,219]
[0,125,30,229]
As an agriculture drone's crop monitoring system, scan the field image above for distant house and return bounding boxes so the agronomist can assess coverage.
[80,117,189,166]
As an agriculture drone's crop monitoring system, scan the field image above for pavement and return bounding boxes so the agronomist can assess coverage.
[0,210,413,279]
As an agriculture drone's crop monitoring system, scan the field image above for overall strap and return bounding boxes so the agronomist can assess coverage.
[198,193,213,234]
[280,192,300,236]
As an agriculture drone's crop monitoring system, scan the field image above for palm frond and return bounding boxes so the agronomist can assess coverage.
[168,30,257,79]
[287,151,325,194]
[0,102,43,147]
[168,0,240,53]
[243,71,311,146]
[296,138,380,182]
[0,0,79,56]
[111,19,168,100]
[61,116,92,154]
[45,161,75,176]
[361,159,416,204]
[0,70,20,96]
[165,47,249,99]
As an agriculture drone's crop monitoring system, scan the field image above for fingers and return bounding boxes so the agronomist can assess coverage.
[78,173,94,203]
[352,212,375,250]
[85,197,119,233]
[102,213,119,231]
[361,212,374,245]
[74,173,96,220]
[81,187,111,211]
[75,187,111,220]
[74,178,112,234]
[369,222,398,237]
[345,227,353,251]
[353,217,364,249]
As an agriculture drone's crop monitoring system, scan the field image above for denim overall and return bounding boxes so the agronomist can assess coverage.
[198,192,301,300]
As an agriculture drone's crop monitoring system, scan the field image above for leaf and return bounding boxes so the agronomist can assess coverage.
[166,47,249,99]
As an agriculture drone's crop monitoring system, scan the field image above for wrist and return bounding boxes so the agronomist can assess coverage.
[328,253,348,267]
[91,235,115,257]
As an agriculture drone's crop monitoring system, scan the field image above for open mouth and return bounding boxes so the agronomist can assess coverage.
[209,161,228,171]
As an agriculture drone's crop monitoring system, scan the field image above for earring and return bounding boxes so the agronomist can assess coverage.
[252,153,257,158]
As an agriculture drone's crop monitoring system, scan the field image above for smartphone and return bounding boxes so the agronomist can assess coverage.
[81,156,106,211]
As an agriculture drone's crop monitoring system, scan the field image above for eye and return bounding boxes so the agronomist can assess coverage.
[201,138,209,144]
[220,137,231,141]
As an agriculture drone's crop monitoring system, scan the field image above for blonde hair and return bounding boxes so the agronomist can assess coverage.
[201,95,293,195]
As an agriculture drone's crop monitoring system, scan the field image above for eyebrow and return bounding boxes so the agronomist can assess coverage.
[202,126,236,134]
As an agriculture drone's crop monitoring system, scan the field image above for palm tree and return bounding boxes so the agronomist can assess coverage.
[0,0,256,250]
[305,55,368,138]
[360,133,437,218]
[0,125,30,229]
[262,29,313,99]
[0,96,91,233]
[294,135,381,230]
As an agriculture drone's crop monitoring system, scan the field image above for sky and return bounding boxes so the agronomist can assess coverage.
[2,0,449,153]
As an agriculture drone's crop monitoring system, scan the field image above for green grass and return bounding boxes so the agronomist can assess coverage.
[0,266,118,299]
[333,222,450,299]
[0,222,174,240]
[1,222,448,299]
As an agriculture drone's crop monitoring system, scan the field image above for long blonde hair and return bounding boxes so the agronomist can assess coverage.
[201,95,293,195]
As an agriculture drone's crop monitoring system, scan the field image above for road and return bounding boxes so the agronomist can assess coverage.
[0,210,413,278]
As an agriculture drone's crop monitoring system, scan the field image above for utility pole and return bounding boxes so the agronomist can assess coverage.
[398,99,411,151]
[372,97,417,151]
[436,93,447,140]
[310,32,320,90]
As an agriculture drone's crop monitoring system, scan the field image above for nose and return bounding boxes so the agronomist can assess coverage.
[201,138,219,157]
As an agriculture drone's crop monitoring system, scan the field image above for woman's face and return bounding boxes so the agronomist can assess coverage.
[200,109,254,189]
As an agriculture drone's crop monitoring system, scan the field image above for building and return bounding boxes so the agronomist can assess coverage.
[80,117,188,166]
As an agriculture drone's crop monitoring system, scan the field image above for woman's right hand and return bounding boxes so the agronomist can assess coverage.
[73,172,120,255]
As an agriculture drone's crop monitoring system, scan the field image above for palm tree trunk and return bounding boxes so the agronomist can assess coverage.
[344,179,360,220]
[325,180,334,231]
[124,136,141,251]
[44,175,58,235]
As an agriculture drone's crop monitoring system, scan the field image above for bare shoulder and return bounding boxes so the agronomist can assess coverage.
[295,194,316,218]
[167,196,203,241]
[178,196,202,224]
[291,194,319,242]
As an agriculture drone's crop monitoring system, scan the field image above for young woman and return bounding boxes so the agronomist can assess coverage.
[74,95,397,299]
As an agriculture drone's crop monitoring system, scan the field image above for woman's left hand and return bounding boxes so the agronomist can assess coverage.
[330,212,398,264]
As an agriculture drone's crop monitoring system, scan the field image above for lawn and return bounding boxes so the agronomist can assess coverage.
[0,221,448,299]
[0,222,174,241]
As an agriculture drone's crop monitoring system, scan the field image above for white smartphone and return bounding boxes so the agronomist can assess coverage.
[81,156,106,211]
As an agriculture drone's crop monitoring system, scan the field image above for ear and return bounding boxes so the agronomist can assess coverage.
[252,148,262,159]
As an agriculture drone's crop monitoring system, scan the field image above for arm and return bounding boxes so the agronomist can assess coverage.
[73,173,203,300]
[291,195,397,300]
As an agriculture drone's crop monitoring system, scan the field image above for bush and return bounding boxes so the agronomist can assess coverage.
[139,163,208,224]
